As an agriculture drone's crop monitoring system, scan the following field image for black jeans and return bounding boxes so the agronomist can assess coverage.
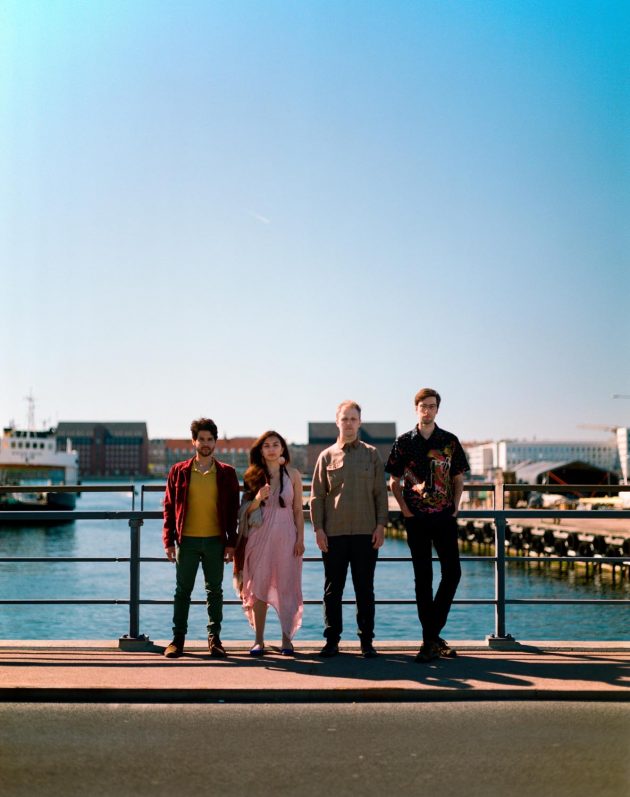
[322,534,378,645]
[404,512,461,643]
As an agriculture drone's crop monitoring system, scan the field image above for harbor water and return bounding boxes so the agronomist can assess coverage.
[0,486,628,642]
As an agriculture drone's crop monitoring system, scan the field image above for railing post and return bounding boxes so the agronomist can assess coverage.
[119,516,152,651]
[487,512,516,648]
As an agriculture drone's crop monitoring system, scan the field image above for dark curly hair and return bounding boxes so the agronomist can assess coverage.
[190,417,218,440]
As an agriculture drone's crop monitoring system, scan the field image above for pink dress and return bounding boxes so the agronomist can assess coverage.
[241,477,303,639]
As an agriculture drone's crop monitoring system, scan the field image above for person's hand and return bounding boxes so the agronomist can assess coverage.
[294,539,305,557]
[315,528,328,553]
[452,509,459,518]
[401,504,414,518]
[372,525,385,549]
[256,484,271,502]
[224,546,235,563]
[165,546,176,562]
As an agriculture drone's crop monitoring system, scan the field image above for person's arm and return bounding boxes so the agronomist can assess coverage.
[223,467,241,562]
[310,455,329,553]
[247,483,271,514]
[452,473,465,516]
[291,469,305,556]
[389,474,413,517]
[371,452,387,549]
[385,438,413,518]
[163,468,177,562]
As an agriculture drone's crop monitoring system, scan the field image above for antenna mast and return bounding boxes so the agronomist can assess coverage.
[24,390,36,430]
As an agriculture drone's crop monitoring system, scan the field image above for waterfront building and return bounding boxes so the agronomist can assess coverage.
[149,437,306,479]
[463,441,495,475]
[287,443,307,474]
[149,437,255,478]
[617,427,629,484]
[307,421,396,471]
[465,438,620,478]
[56,422,149,478]
[513,459,619,488]
[147,438,167,476]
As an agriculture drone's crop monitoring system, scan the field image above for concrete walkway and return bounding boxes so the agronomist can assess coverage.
[1,640,629,702]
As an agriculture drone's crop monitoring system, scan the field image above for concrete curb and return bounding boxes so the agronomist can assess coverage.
[1,687,629,704]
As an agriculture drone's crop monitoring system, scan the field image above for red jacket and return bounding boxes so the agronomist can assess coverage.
[162,457,240,549]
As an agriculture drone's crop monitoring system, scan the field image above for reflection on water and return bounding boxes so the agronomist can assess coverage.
[0,485,628,641]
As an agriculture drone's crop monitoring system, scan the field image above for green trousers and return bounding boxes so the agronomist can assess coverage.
[172,536,225,636]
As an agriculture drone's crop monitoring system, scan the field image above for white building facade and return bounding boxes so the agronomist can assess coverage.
[617,428,629,484]
[465,438,620,477]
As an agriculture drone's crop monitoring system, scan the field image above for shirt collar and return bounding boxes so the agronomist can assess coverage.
[335,436,360,451]
[192,458,216,474]
[412,423,439,442]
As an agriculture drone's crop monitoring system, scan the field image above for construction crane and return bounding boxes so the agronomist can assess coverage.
[577,424,618,433]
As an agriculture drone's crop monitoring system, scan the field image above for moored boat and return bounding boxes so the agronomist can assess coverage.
[0,425,79,511]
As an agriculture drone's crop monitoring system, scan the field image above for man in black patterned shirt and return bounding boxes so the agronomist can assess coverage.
[386,388,469,662]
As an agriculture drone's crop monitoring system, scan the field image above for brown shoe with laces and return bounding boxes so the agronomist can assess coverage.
[208,635,227,658]
[164,634,185,658]
[437,637,457,658]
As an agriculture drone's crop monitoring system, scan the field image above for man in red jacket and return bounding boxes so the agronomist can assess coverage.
[162,417,240,658]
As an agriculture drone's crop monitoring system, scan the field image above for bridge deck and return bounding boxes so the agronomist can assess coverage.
[1,640,628,702]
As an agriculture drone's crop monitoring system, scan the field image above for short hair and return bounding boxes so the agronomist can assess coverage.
[336,400,362,419]
[414,388,441,408]
[190,417,218,441]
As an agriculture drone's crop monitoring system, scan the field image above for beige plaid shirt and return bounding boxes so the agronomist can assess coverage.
[310,438,388,536]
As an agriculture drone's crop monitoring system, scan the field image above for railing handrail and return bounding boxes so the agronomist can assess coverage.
[4,482,630,495]
[1,508,630,520]
[0,484,135,493]
[1,505,629,645]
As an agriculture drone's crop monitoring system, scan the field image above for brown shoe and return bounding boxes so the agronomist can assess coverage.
[437,637,457,658]
[209,635,227,658]
[164,634,185,658]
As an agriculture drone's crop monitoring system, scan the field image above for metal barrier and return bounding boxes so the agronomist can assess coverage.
[1,484,629,648]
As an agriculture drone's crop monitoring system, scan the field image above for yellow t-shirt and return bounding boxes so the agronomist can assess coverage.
[182,463,221,537]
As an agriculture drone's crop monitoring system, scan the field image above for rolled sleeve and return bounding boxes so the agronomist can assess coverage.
[451,438,470,477]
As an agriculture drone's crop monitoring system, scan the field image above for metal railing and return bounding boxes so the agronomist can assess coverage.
[1,484,629,648]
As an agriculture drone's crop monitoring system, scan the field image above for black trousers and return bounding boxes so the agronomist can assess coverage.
[404,512,461,643]
[322,534,378,644]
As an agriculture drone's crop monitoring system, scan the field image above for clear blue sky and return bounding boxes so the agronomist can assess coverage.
[2,0,628,444]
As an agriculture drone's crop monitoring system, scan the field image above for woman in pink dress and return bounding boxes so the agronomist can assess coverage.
[236,431,304,655]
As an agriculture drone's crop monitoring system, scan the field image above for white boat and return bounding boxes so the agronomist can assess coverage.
[0,425,79,511]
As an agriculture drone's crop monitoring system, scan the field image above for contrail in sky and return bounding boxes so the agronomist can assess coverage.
[248,211,271,224]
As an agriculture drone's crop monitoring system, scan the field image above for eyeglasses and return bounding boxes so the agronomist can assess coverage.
[417,403,438,411]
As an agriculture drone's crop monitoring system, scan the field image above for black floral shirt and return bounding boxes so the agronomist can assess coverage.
[385,425,469,515]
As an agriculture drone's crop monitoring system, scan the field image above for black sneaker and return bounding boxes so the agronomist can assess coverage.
[361,644,378,659]
[319,641,340,658]
[415,641,440,663]
[437,637,457,658]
